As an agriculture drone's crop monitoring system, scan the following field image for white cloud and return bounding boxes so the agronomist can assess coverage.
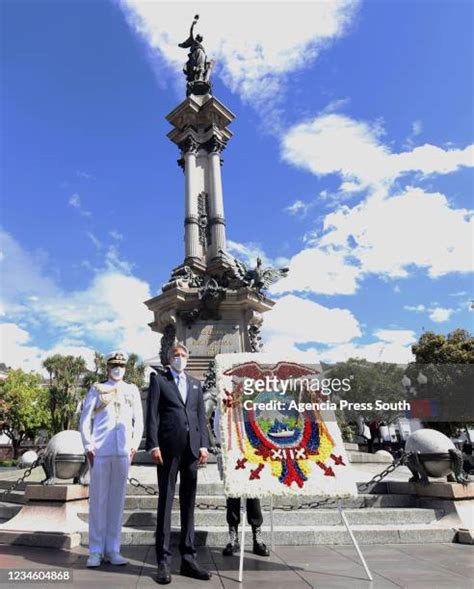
[118,0,359,106]
[0,323,97,374]
[227,239,289,269]
[279,112,473,295]
[263,294,361,348]
[282,113,474,191]
[429,306,454,323]
[270,246,360,295]
[262,309,415,363]
[0,231,60,314]
[373,329,416,346]
[0,232,159,368]
[109,230,124,241]
[69,193,92,217]
[284,199,313,217]
[306,329,415,363]
[411,120,422,137]
[76,170,94,180]
[273,185,472,297]
[313,186,473,280]
[404,304,426,312]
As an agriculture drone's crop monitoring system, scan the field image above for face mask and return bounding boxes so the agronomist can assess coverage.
[110,366,126,381]
[171,356,187,372]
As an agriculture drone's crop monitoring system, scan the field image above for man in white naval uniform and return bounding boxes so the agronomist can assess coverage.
[80,351,144,568]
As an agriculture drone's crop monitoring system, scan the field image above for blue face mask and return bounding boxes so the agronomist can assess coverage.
[171,356,187,372]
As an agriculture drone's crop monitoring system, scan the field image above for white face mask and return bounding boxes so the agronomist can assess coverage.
[171,356,187,373]
[110,366,126,381]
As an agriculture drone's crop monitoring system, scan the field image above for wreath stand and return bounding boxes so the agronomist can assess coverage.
[238,496,373,583]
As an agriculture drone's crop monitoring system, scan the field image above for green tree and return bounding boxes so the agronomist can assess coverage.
[411,329,474,363]
[124,353,146,389]
[82,352,146,391]
[43,354,87,433]
[329,358,406,425]
[0,369,50,458]
[82,351,107,391]
[408,329,474,436]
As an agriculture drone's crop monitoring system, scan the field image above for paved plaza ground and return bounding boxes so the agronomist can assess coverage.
[1,541,473,589]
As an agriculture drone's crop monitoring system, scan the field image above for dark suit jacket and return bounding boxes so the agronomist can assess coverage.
[145,368,209,458]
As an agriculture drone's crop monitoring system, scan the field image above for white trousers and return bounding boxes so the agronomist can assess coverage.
[88,455,129,554]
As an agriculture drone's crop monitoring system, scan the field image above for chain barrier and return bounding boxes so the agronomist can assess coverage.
[1,450,411,510]
[128,451,413,511]
[0,453,45,502]
[278,451,413,510]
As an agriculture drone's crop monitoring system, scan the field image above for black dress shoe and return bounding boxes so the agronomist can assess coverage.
[155,563,171,584]
[223,541,240,556]
[253,541,270,557]
[180,560,212,580]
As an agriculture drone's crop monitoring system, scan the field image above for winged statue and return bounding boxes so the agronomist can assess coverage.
[219,250,289,294]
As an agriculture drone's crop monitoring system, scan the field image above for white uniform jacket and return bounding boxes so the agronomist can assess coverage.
[80,380,144,457]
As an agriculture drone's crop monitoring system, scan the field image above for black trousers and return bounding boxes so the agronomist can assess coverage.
[155,442,198,565]
[226,497,263,528]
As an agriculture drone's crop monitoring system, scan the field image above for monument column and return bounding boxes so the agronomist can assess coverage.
[182,138,201,261]
[145,16,288,380]
[207,138,227,260]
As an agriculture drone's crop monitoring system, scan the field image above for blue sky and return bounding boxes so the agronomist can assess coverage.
[1,0,473,372]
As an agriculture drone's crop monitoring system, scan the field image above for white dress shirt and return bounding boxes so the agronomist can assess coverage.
[80,379,144,457]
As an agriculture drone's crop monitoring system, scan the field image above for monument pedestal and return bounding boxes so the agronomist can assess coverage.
[0,483,89,548]
[146,279,274,379]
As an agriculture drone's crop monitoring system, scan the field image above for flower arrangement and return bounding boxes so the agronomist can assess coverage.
[215,353,358,499]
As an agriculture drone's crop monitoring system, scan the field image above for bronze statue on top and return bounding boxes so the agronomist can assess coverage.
[179,15,214,96]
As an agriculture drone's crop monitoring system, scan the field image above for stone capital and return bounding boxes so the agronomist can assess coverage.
[179,136,200,155]
[205,136,226,154]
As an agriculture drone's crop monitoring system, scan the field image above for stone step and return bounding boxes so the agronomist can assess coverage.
[80,524,456,546]
[123,493,418,510]
[78,507,441,527]
[0,502,22,519]
[126,481,394,495]
[348,452,392,464]
[133,450,217,465]
[126,482,219,496]
[0,490,26,504]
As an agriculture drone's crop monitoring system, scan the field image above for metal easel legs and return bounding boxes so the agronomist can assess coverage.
[239,498,372,583]
[338,499,373,581]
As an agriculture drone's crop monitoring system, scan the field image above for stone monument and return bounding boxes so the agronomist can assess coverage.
[145,16,288,380]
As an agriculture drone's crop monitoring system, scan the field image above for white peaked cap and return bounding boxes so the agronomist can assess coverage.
[106,350,129,365]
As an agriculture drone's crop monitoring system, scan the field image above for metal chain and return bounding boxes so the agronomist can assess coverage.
[128,476,157,496]
[357,451,412,493]
[128,477,227,509]
[279,452,412,510]
[128,452,412,511]
[0,453,45,502]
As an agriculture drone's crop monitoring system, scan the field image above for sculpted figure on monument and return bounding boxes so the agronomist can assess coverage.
[222,251,289,295]
[179,15,213,95]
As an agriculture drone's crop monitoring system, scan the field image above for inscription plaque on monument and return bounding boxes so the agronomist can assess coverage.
[185,323,241,356]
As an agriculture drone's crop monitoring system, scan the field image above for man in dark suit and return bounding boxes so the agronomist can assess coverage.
[145,342,211,585]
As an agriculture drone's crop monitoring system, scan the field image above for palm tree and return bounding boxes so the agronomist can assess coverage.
[43,355,87,433]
